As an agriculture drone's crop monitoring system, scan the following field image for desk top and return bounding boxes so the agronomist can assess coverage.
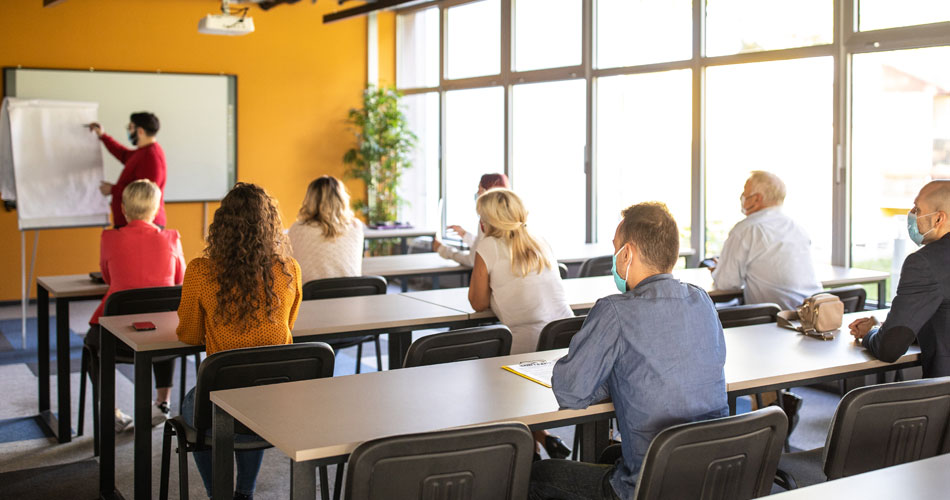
[363,227,437,239]
[37,274,109,298]
[768,453,950,499]
[98,294,469,353]
[362,253,467,277]
[554,242,695,264]
[210,310,918,463]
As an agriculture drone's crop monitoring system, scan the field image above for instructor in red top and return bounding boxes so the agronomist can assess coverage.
[88,112,167,228]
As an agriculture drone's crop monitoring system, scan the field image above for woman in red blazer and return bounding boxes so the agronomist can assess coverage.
[84,179,185,432]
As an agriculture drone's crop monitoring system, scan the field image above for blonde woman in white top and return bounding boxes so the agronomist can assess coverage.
[289,176,364,283]
[468,188,574,459]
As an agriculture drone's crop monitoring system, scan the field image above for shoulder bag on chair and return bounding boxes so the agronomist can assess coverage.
[776,293,845,340]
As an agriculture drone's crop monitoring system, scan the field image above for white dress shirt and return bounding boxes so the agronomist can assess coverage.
[711,206,822,310]
[436,225,482,267]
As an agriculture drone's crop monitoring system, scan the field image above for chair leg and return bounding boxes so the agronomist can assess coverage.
[333,460,345,500]
[160,423,173,500]
[355,343,363,375]
[179,356,188,411]
[177,433,190,500]
[571,429,580,461]
[92,366,100,457]
[78,348,88,437]
[373,336,383,372]
[319,465,330,500]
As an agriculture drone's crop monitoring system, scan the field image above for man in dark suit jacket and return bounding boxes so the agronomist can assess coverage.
[850,180,950,377]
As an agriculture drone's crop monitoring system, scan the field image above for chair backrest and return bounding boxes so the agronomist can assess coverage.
[345,422,534,500]
[578,255,613,278]
[536,316,586,351]
[822,377,950,480]
[193,342,335,434]
[301,276,387,300]
[403,326,512,368]
[824,285,866,313]
[557,262,569,280]
[102,285,182,316]
[633,406,787,500]
[717,303,781,329]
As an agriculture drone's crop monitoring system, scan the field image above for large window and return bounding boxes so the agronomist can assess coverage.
[395,0,950,278]
[400,92,441,229]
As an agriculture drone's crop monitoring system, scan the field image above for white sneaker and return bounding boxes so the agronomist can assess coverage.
[114,408,133,434]
[151,401,171,427]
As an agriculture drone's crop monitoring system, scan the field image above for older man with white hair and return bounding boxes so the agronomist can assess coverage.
[711,170,822,310]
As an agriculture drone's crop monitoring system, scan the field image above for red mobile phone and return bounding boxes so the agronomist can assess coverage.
[132,321,156,331]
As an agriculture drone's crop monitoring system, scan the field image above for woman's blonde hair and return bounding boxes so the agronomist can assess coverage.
[297,176,354,238]
[121,179,161,222]
[476,189,550,277]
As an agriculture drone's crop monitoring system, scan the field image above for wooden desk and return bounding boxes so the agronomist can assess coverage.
[553,242,696,265]
[362,253,469,292]
[35,274,108,443]
[96,294,473,500]
[768,453,950,499]
[363,227,436,254]
[209,310,919,500]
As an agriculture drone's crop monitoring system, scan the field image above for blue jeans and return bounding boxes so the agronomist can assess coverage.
[181,388,265,497]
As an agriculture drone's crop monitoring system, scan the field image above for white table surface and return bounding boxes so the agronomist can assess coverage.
[362,253,467,277]
[363,227,437,239]
[37,273,109,298]
[210,310,918,463]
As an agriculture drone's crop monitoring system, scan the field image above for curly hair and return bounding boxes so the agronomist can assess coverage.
[205,183,294,327]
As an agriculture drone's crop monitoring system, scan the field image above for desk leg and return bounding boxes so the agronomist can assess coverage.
[55,298,72,442]
[400,279,409,293]
[400,237,408,255]
[728,395,737,416]
[877,280,887,309]
[578,419,610,463]
[99,326,118,499]
[212,403,235,500]
[133,352,152,500]
[291,460,317,500]
[36,285,55,438]
[387,332,411,370]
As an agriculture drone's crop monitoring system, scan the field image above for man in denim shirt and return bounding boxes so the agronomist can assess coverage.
[529,202,728,500]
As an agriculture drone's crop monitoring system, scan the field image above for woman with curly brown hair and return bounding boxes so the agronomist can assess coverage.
[177,182,302,500]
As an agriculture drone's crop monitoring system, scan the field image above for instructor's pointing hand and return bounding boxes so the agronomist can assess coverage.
[87,122,104,137]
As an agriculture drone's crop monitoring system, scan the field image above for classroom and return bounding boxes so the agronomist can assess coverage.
[1,0,949,499]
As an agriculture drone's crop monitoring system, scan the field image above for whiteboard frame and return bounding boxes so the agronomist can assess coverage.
[2,66,238,203]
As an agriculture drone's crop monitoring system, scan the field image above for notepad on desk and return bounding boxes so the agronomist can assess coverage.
[502,358,561,388]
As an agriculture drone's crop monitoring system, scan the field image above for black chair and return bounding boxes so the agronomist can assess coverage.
[77,286,198,455]
[717,303,781,329]
[631,406,788,500]
[302,276,387,373]
[578,255,613,278]
[403,325,512,368]
[824,285,867,313]
[159,342,336,500]
[344,422,534,500]
[536,315,586,351]
[775,377,950,490]
[557,262,569,279]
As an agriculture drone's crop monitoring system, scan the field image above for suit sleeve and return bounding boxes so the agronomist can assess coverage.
[100,134,134,164]
[711,225,749,291]
[176,261,206,346]
[551,299,622,409]
[863,251,941,362]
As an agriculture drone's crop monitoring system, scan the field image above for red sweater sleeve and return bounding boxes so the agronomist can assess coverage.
[100,134,134,164]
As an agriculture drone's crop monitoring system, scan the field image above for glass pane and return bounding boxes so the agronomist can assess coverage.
[511,79,587,250]
[444,87,504,233]
[851,46,950,303]
[396,7,440,89]
[399,93,441,229]
[705,0,832,56]
[514,0,582,71]
[705,57,833,262]
[446,0,501,79]
[859,0,950,31]
[596,0,692,68]
[596,70,692,248]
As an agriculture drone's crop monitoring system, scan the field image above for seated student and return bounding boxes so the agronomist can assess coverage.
[851,180,950,377]
[711,170,822,310]
[530,202,728,500]
[468,188,574,459]
[83,179,185,432]
[288,175,364,283]
[432,173,509,266]
[177,183,302,500]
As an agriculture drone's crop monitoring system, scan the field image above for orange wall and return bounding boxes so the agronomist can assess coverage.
[0,0,372,301]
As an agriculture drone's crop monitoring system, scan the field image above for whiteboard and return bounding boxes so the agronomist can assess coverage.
[4,68,236,202]
[0,98,110,230]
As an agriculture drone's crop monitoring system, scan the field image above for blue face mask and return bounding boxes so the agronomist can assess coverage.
[908,211,937,246]
[611,246,631,293]
[128,128,138,146]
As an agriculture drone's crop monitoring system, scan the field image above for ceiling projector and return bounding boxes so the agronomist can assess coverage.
[198,13,255,36]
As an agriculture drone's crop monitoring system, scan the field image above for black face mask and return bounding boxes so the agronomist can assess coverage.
[128,128,138,146]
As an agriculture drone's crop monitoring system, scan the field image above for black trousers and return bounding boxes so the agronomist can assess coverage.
[84,326,175,388]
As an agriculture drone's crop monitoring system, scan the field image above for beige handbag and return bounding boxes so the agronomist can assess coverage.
[776,293,845,340]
